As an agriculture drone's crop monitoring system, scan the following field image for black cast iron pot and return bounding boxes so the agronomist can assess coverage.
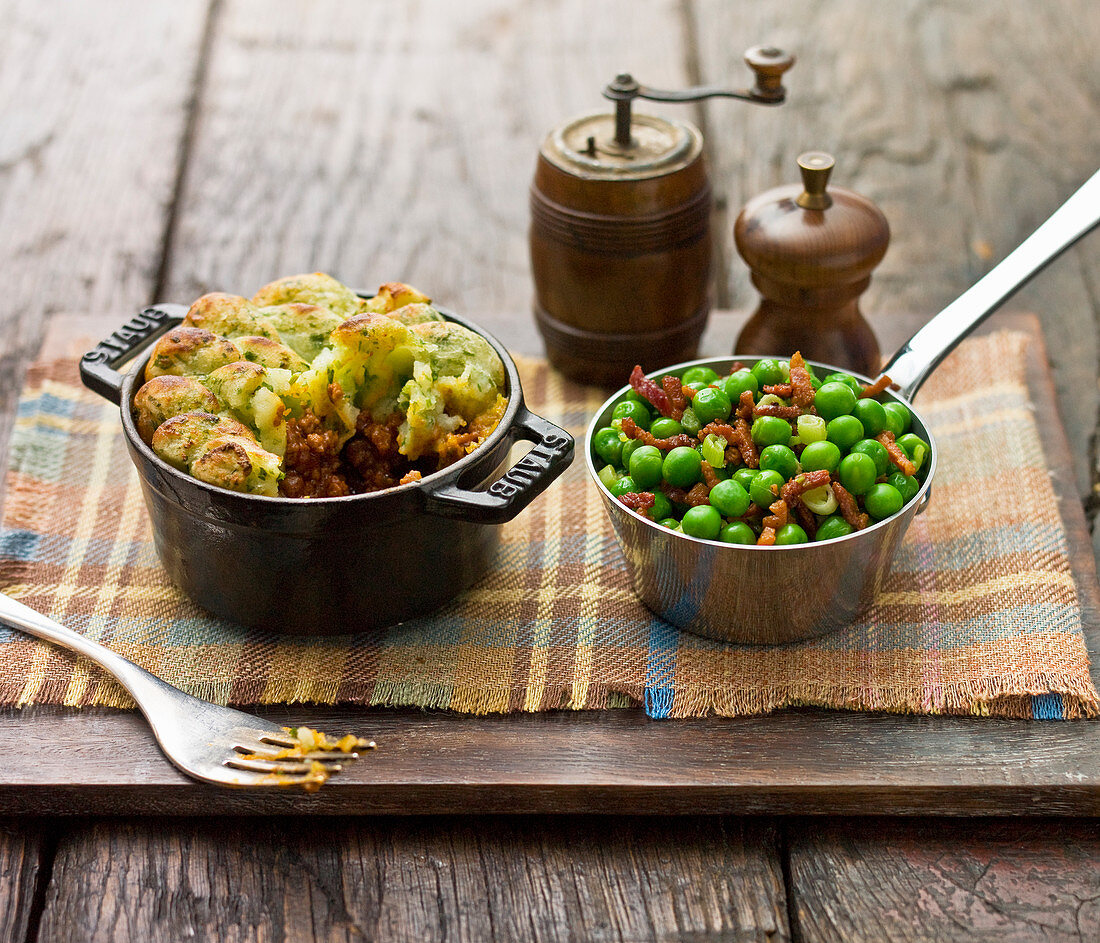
[79,302,574,635]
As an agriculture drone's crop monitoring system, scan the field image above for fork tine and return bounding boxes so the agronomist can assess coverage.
[233,746,357,764]
[226,757,343,775]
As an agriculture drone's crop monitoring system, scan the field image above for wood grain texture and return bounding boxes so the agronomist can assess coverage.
[37,817,787,943]
[691,0,1100,501]
[787,818,1100,942]
[161,0,696,353]
[0,0,212,494]
[0,819,48,943]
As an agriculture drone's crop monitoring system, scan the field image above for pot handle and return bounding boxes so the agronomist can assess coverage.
[423,408,575,524]
[79,304,188,405]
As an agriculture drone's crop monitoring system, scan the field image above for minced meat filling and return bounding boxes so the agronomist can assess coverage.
[281,408,458,498]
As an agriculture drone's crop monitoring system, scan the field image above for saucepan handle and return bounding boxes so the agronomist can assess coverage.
[79,304,189,405]
[423,408,575,524]
[882,168,1100,401]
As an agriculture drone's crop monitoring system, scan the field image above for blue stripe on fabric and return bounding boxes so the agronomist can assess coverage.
[889,525,1068,572]
[1031,693,1064,720]
[643,618,678,719]
[0,530,40,561]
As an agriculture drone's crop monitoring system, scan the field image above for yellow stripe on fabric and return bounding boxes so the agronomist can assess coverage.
[874,570,1077,607]
[16,408,116,706]
[569,467,607,709]
[523,368,566,712]
[918,380,1024,414]
[15,412,120,437]
[928,406,1032,439]
[63,468,148,705]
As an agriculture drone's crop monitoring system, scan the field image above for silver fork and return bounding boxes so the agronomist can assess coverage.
[0,591,372,788]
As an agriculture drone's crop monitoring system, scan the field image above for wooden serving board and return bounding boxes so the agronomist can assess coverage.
[0,312,1097,816]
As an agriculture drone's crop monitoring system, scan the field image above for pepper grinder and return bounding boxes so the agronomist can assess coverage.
[733,152,889,375]
[530,46,795,386]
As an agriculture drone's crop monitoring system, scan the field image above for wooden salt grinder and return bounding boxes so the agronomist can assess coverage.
[733,152,889,375]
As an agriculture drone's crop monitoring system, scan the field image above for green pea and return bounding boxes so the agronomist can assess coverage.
[709,479,751,518]
[650,490,673,521]
[681,504,722,540]
[663,446,702,488]
[850,438,890,477]
[750,469,785,509]
[759,444,799,480]
[751,415,791,447]
[719,521,757,544]
[864,482,904,521]
[823,372,862,395]
[608,475,638,498]
[658,517,680,529]
[751,358,785,388]
[692,387,732,424]
[592,427,624,467]
[775,523,809,545]
[721,369,758,403]
[800,440,841,474]
[679,406,701,436]
[682,365,720,385]
[897,433,930,472]
[620,438,643,468]
[852,398,887,436]
[628,445,664,489]
[837,452,876,495]
[612,399,650,430]
[624,390,648,406]
[814,381,858,421]
[883,401,911,437]
[649,417,684,439]
[733,467,759,492]
[826,414,865,450]
[815,515,855,541]
[886,471,920,503]
[683,381,709,393]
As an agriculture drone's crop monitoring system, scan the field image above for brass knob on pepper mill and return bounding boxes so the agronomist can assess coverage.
[530,46,795,386]
[733,151,889,375]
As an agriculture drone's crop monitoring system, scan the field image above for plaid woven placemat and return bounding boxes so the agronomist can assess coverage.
[0,331,1096,718]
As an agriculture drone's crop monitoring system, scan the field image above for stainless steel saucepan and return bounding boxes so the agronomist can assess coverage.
[586,169,1100,644]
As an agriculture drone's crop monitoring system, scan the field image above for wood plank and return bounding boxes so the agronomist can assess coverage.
[691,0,1100,501]
[0,819,49,943]
[1,313,1096,817]
[787,818,1100,942]
[0,0,213,494]
[37,817,787,942]
[160,0,695,353]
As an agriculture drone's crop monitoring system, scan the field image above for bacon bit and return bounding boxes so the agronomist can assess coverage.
[763,498,789,530]
[791,498,818,538]
[629,365,672,417]
[790,351,816,408]
[618,491,656,518]
[699,421,738,442]
[757,527,777,546]
[763,383,793,397]
[619,417,695,451]
[876,430,917,476]
[661,375,687,420]
[701,460,720,490]
[753,402,802,420]
[741,503,766,520]
[859,374,893,398]
[780,469,831,503]
[681,386,696,399]
[832,481,870,531]
[734,417,758,468]
[736,390,755,420]
[684,482,711,507]
[725,446,742,465]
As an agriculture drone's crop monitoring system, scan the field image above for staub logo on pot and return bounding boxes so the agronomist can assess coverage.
[488,432,571,499]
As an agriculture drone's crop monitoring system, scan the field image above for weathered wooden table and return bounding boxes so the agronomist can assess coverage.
[2,2,1098,939]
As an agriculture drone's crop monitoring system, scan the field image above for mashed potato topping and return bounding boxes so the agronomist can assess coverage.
[133,274,508,497]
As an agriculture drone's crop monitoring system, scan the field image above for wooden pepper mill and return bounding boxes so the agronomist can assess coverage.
[733,152,889,376]
[530,46,795,386]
